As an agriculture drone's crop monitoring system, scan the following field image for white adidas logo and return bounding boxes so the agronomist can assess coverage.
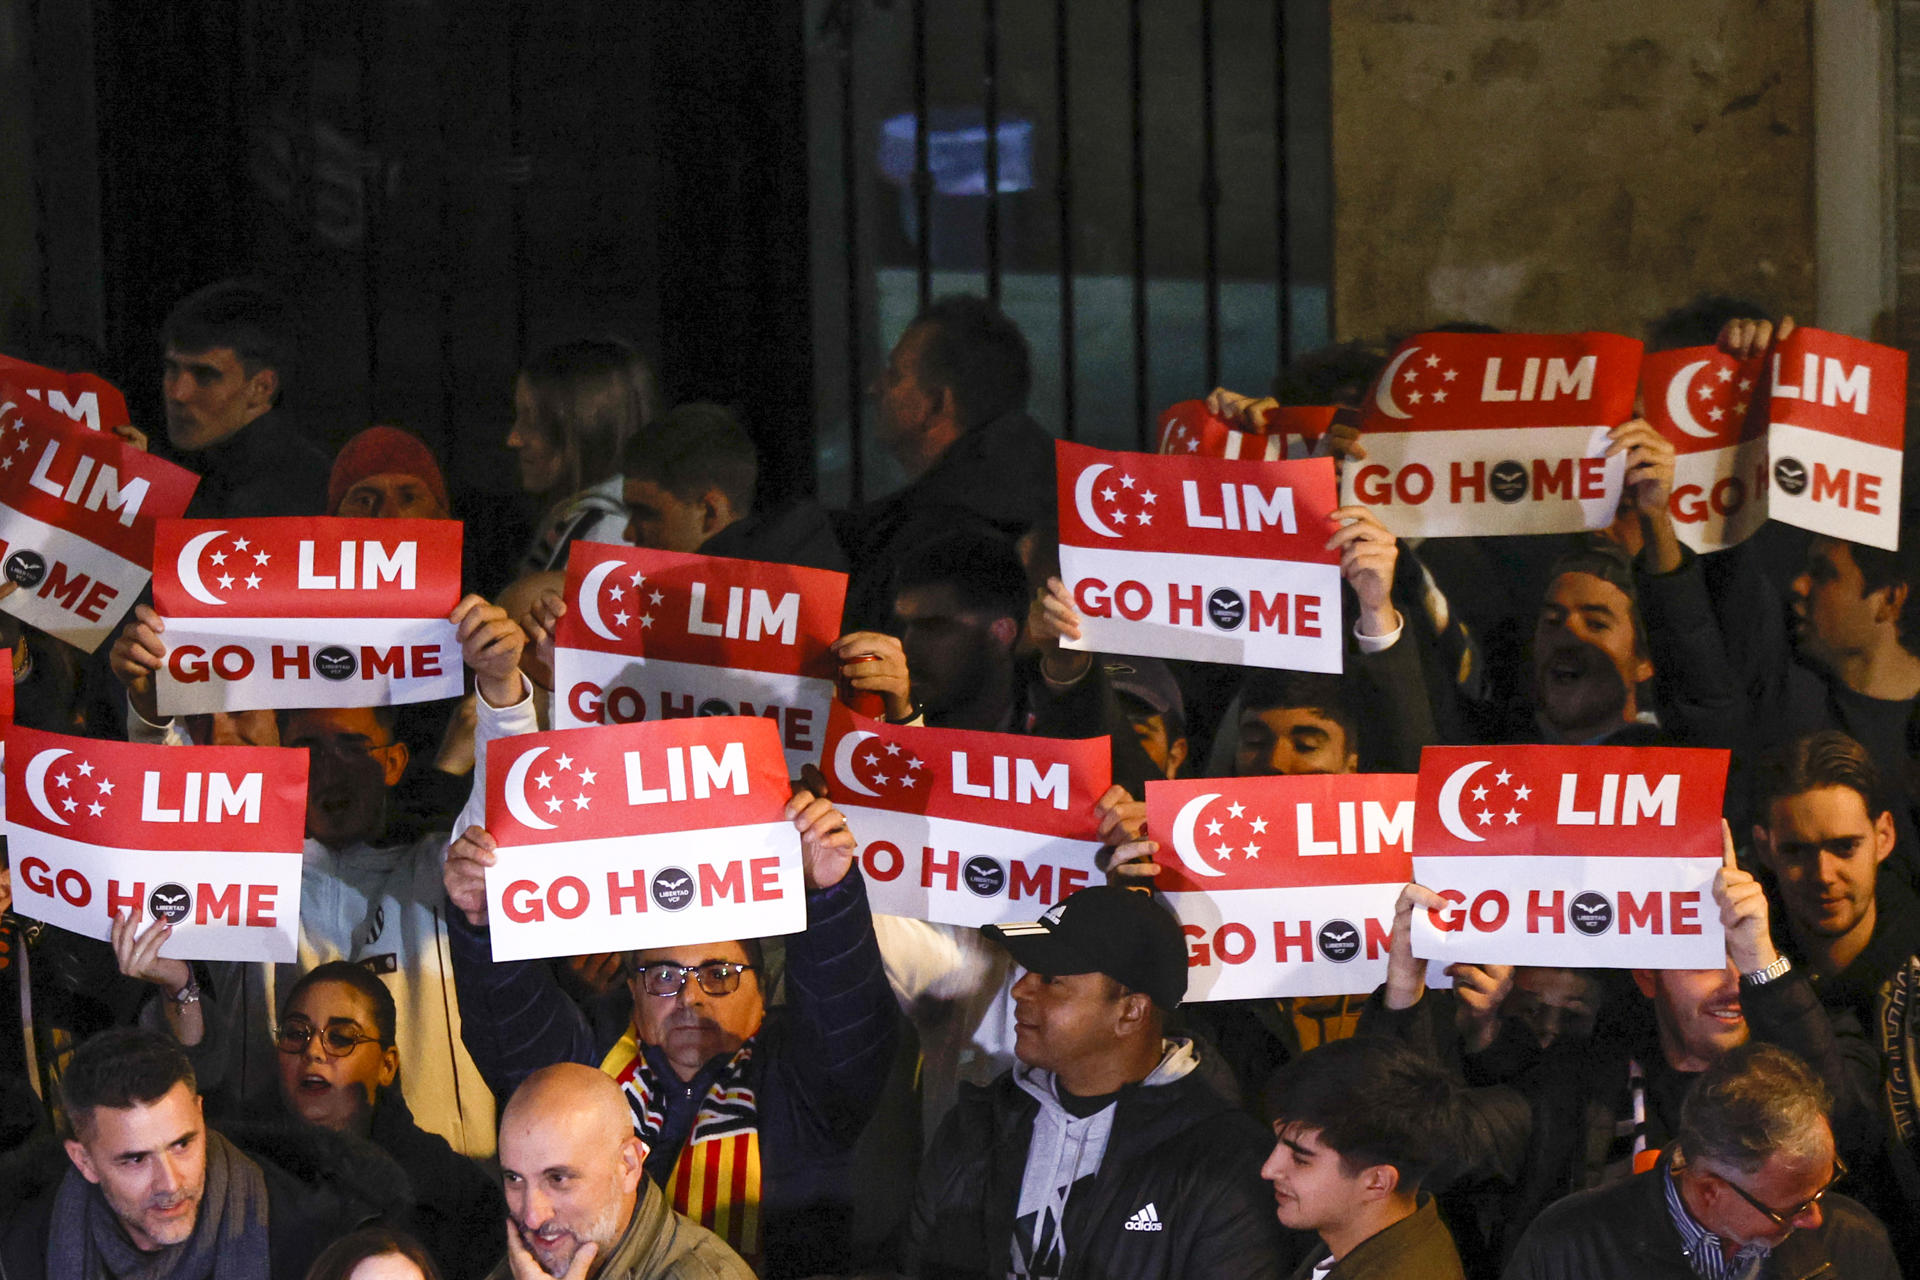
[1123,1203,1163,1232]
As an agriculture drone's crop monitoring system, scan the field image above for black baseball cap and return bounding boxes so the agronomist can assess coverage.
[983,885,1188,1010]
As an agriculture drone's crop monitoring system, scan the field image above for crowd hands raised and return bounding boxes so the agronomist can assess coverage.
[0,279,1914,1280]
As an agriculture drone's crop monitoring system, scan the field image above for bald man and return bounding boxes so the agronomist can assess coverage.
[493,1064,751,1280]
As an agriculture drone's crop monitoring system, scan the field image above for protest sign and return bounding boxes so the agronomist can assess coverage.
[1409,744,1729,968]
[1147,772,1414,1000]
[0,355,133,433]
[552,543,848,775]
[1158,400,1338,462]
[5,725,308,961]
[0,386,198,651]
[482,716,801,962]
[1643,328,1906,551]
[1055,439,1343,671]
[0,653,13,831]
[1343,331,1641,537]
[820,703,1107,926]
[152,517,464,714]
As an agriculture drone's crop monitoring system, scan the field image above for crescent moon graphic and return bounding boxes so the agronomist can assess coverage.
[576,560,624,642]
[1373,346,1421,420]
[24,748,69,827]
[175,530,228,607]
[502,747,557,831]
[832,730,881,798]
[1169,792,1227,879]
[1663,359,1718,439]
[1072,464,1121,539]
[1437,760,1490,844]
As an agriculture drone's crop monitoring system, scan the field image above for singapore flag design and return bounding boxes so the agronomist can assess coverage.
[1411,744,1729,969]
[5,725,308,962]
[1158,400,1336,462]
[0,354,135,433]
[1055,439,1343,672]
[1640,345,1771,552]
[0,383,199,652]
[1147,773,1415,1001]
[1344,331,1641,538]
[482,716,802,962]
[820,703,1108,927]
[552,543,848,776]
[152,517,464,715]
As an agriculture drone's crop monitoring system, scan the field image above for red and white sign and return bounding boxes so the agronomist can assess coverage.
[1343,332,1641,537]
[1642,328,1906,551]
[482,716,802,962]
[0,652,13,831]
[1148,773,1414,1000]
[151,517,464,714]
[820,703,1108,926]
[552,543,847,775]
[0,386,199,652]
[1158,400,1336,462]
[1409,745,1729,968]
[0,355,134,434]
[5,725,308,961]
[1055,440,1343,671]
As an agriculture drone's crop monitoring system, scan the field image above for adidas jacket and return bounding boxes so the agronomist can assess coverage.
[904,1040,1294,1279]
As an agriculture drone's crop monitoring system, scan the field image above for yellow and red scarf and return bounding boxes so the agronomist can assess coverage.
[601,1033,762,1262]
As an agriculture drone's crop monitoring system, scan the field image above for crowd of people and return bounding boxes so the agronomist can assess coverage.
[0,277,1914,1280]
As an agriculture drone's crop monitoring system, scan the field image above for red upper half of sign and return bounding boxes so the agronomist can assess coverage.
[0,384,199,564]
[1357,332,1643,435]
[1765,327,1907,450]
[554,542,848,677]
[1414,744,1729,860]
[152,517,463,619]
[1640,346,1771,457]
[5,724,307,852]
[1055,440,1341,561]
[821,702,1108,840]
[1157,401,1336,462]
[1147,772,1415,892]
[485,714,791,847]
[0,650,15,724]
[0,357,133,432]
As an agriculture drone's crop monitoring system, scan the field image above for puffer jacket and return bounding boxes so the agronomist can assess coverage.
[904,1041,1293,1279]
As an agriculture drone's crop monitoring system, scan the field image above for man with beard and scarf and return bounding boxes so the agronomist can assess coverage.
[0,1028,404,1280]
[1358,826,1879,1280]
[490,1064,751,1280]
[105,595,537,1160]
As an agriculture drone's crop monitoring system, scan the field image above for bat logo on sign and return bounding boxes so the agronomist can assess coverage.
[148,882,191,923]
[651,867,694,911]
[1774,458,1808,496]
[314,647,357,681]
[1489,461,1528,504]
[1317,919,1361,963]
[1570,891,1614,936]
[1206,589,1245,630]
[963,856,1006,897]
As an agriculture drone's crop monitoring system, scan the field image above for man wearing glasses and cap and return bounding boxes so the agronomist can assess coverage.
[903,885,1289,1279]
[1505,1042,1896,1279]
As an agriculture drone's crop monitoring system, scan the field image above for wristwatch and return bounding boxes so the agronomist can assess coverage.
[168,979,202,1007]
[885,701,924,726]
[1740,956,1792,987]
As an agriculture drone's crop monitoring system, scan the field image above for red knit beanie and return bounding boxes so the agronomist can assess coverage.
[328,426,450,516]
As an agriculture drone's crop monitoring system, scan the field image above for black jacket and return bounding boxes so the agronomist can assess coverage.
[162,408,333,520]
[701,501,849,575]
[905,1059,1293,1279]
[1502,1157,1898,1280]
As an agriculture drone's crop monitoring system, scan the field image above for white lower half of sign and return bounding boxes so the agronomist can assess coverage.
[9,830,301,962]
[552,648,833,777]
[1764,423,1902,551]
[847,807,1102,927]
[1669,439,1771,553]
[483,821,805,961]
[155,615,463,714]
[1408,854,1724,969]
[1058,546,1343,672]
[1163,881,1404,1001]
[1339,424,1625,538]
[0,503,147,653]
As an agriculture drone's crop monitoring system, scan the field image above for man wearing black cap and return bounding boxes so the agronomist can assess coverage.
[903,886,1291,1279]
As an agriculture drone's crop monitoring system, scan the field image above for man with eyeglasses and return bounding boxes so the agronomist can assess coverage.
[1504,1042,1897,1279]
[441,781,898,1280]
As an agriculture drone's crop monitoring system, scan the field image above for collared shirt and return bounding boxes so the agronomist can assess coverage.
[1663,1167,1771,1280]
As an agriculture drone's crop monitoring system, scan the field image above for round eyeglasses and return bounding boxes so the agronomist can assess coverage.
[630,960,756,998]
[275,1021,383,1057]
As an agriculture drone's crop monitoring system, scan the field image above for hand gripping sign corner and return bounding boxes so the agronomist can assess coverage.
[5,725,308,962]
[1055,439,1343,672]
[1147,772,1415,1001]
[1410,744,1730,969]
[819,702,1108,927]
[482,715,802,962]
[152,516,465,715]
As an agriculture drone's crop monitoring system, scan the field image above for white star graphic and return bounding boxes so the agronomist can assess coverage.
[1697,385,1713,401]
[613,610,631,627]
[1709,407,1725,421]
[640,615,654,629]
[873,773,890,786]
[1138,512,1153,526]
[97,778,114,796]
[1120,474,1135,489]
[1442,367,1457,381]
[546,796,563,813]
[1141,490,1156,504]
[864,754,881,768]
[1100,487,1117,502]
[1186,439,1199,451]
[1504,809,1521,824]
[233,537,250,550]
[1243,843,1261,858]
[1214,844,1233,861]
[76,761,93,776]
[884,742,901,755]
[1249,816,1268,833]
[573,793,591,810]
[1111,510,1129,524]
[1432,389,1448,403]
[630,571,646,588]
[87,801,103,817]
[16,439,27,453]
[2,457,14,470]
[609,585,624,602]
[54,773,68,788]
[555,754,575,772]
[578,767,597,786]
[649,590,664,606]
[217,575,234,589]
[254,551,270,565]
[1471,785,1488,801]
[1716,367,1733,382]
[535,772,553,789]
[1408,390,1425,404]
[907,757,923,770]
[1495,770,1512,786]
[899,774,916,788]
[210,551,227,565]
[1425,353,1440,367]
[1734,401,1748,415]
[1226,801,1245,818]
[1206,819,1224,836]
[245,575,261,589]
[61,797,76,812]
[1512,784,1531,801]
[1401,368,1418,383]
[1738,378,1753,392]
[1477,809,1493,825]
